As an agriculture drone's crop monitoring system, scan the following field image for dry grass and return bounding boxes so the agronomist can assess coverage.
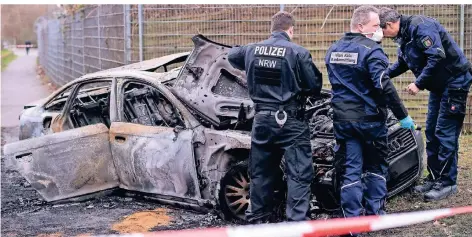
[369,135,472,237]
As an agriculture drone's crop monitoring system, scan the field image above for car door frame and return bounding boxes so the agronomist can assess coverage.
[49,78,115,132]
[109,76,205,206]
[18,83,80,140]
[4,77,120,202]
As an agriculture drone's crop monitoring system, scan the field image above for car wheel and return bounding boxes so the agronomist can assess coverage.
[218,160,286,221]
[218,161,250,221]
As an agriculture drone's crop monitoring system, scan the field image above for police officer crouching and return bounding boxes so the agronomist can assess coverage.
[379,7,472,202]
[325,6,414,234]
[228,11,323,223]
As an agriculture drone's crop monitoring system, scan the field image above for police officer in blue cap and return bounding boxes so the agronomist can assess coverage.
[325,6,413,226]
[228,11,323,223]
[379,7,472,202]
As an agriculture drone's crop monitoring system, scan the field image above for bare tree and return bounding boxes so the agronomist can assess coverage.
[1,5,53,45]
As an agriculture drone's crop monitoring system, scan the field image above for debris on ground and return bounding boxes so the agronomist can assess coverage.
[36,233,63,237]
[111,208,172,233]
[36,64,57,93]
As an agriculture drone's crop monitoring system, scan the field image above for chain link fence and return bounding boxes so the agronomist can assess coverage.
[35,4,472,131]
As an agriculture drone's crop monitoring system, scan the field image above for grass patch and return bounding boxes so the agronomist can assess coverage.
[1,49,12,57]
[1,49,17,71]
[371,135,472,237]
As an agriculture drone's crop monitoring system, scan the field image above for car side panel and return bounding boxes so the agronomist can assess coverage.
[109,122,201,200]
[4,123,119,202]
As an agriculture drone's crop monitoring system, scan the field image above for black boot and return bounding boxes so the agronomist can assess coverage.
[339,233,361,237]
[413,179,435,194]
[424,182,458,202]
[245,215,271,225]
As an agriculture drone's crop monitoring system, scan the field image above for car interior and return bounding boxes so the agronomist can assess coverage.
[122,82,185,128]
[44,86,74,113]
[67,81,112,129]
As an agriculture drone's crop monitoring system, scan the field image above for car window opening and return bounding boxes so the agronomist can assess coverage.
[123,82,184,128]
[69,82,112,129]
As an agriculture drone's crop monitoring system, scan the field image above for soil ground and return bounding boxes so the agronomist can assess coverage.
[1,49,471,237]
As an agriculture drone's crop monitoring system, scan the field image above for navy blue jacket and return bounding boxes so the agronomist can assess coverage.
[388,15,472,92]
[228,31,322,107]
[325,33,408,121]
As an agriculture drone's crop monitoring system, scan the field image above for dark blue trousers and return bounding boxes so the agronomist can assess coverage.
[247,113,313,222]
[425,71,472,186]
[334,121,389,218]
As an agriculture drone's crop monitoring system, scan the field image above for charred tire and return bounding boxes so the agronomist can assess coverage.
[218,161,251,221]
[218,160,286,222]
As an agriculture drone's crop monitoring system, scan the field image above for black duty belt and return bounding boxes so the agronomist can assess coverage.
[256,110,298,117]
[333,114,385,122]
[255,103,304,127]
[254,103,300,112]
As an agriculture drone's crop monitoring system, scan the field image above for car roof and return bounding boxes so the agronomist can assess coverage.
[78,69,179,83]
[102,51,189,72]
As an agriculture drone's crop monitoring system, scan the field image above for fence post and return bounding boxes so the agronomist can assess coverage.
[37,26,42,66]
[459,4,465,50]
[124,4,131,64]
[138,4,144,62]
[58,20,63,85]
[98,5,102,70]
[83,9,86,75]
[280,4,284,11]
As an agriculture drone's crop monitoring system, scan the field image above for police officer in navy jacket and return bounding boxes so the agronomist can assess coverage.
[379,7,472,202]
[228,11,322,223]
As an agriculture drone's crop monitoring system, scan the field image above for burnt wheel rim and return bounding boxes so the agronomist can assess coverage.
[224,170,250,220]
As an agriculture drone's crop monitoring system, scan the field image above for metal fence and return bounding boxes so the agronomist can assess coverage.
[35,4,472,131]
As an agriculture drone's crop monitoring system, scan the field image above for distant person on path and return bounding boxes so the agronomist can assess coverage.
[25,41,32,55]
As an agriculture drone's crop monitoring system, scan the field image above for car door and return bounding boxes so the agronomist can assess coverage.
[4,79,119,202]
[109,79,201,200]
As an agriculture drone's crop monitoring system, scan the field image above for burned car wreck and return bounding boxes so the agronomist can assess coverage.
[4,35,424,221]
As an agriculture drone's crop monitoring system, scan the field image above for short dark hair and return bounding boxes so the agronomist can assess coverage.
[350,6,379,30]
[379,7,401,28]
[271,11,295,32]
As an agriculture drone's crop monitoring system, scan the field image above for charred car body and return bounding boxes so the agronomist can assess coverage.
[4,35,424,221]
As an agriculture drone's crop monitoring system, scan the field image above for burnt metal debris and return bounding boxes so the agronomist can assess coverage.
[4,35,425,222]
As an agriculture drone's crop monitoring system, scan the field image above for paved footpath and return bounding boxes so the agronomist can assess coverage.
[1,48,50,128]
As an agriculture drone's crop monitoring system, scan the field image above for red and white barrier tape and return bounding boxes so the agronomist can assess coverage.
[97,206,472,237]
[15,45,35,48]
